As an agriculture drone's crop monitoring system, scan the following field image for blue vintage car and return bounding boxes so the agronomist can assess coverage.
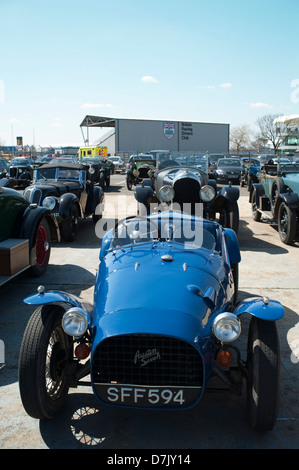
[249,162,299,244]
[18,211,284,431]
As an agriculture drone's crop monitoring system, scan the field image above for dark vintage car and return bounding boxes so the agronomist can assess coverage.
[249,162,299,244]
[134,155,240,233]
[19,211,284,431]
[126,157,156,190]
[0,157,9,178]
[80,157,111,189]
[8,157,34,188]
[212,158,243,185]
[0,185,59,285]
[23,163,104,242]
[31,156,53,168]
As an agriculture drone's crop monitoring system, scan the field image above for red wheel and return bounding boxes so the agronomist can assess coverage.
[30,218,51,277]
[35,224,49,266]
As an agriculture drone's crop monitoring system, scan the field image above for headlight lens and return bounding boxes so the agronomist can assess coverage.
[200,185,215,202]
[62,308,90,337]
[89,167,95,174]
[42,196,56,210]
[159,185,175,202]
[213,312,241,343]
[133,169,140,177]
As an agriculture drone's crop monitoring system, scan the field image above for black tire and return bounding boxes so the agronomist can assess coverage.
[251,191,261,222]
[30,218,51,277]
[99,173,105,189]
[126,177,132,190]
[231,263,239,305]
[247,317,281,431]
[278,202,297,245]
[60,204,79,241]
[92,198,104,224]
[247,174,252,192]
[18,305,73,419]
[271,177,286,215]
[217,200,239,234]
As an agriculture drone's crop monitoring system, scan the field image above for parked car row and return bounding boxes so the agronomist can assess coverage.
[0,154,116,190]
[0,149,293,433]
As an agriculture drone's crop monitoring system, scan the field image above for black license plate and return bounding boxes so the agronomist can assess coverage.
[94,383,202,407]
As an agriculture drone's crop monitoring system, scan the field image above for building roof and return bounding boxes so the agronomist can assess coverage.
[80,115,116,128]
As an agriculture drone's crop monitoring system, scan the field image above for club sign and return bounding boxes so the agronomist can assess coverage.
[163,122,175,139]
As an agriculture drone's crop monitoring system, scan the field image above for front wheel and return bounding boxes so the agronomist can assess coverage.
[126,177,132,190]
[99,173,105,189]
[18,305,73,419]
[217,200,239,234]
[30,218,51,277]
[278,202,297,245]
[247,317,281,431]
[251,191,261,221]
[60,204,79,241]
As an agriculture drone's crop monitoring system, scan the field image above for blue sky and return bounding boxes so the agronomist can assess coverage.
[0,0,298,147]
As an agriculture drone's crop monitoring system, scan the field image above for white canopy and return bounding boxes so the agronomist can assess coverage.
[274,114,299,125]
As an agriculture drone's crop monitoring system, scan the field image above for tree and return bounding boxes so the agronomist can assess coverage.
[250,135,269,153]
[230,124,252,154]
[255,114,294,153]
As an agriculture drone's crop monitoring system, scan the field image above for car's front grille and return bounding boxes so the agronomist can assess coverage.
[138,167,151,178]
[173,178,201,205]
[92,334,203,387]
[9,168,18,178]
[23,187,42,205]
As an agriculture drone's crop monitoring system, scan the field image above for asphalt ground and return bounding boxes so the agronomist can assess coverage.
[0,173,298,450]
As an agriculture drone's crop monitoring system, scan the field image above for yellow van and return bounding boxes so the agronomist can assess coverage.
[78,146,107,160]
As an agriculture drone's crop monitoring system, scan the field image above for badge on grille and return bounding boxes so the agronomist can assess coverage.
[134,348,161,367]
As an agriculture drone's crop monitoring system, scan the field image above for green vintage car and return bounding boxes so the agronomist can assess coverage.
[249,163,299,244]
[0,185,59,286]
[126,156,156,190]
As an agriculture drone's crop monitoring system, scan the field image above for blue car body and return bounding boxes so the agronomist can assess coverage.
[20,211,284,429]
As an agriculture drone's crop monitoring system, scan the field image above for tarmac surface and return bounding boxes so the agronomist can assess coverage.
[0,174,298,450]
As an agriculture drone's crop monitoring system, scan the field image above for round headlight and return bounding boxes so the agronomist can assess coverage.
[89,167,95,174]
[200,185,215,202]
[62,308,90,337]
[42,196,56,210]
[133,169,140,177]
[213,312,241,343]
[159,185,175,202]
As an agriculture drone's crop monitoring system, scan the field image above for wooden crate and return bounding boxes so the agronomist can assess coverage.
[0,239,29,276]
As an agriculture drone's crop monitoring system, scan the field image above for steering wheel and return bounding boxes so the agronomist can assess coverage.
[113,215,161,242]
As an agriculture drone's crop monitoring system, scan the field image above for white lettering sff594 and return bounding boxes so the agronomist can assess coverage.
[107,386,185,405]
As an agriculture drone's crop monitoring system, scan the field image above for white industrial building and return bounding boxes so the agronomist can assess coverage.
[80,115,230,158]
